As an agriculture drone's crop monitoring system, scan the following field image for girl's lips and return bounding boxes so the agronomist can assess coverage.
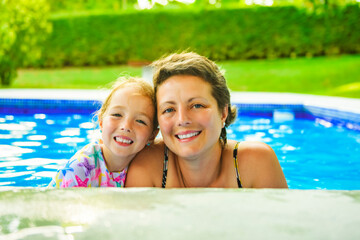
[114,136,133,145]
[175,131,201,140]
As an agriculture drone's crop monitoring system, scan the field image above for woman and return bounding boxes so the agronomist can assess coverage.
[126,52,288,188]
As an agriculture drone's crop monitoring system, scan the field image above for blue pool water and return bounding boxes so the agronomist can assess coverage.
[0,101,359,189]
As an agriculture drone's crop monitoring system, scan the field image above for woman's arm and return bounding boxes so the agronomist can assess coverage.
[125,142,165,187]
[238,141,288,188]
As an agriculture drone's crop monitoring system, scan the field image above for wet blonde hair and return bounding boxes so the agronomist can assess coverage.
[152,52,236,145]
[97,77,158,131]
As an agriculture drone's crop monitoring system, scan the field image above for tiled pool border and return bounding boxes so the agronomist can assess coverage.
[1,89,360,130]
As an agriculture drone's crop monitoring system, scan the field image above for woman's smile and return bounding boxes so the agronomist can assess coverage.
[175,130,202,141]
[157,75,226,158]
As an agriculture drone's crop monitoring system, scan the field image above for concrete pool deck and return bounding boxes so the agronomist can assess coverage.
[0,188,359,240]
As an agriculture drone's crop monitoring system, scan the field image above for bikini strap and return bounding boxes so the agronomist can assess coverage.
[162,146,169,188]
[233,142,242,188]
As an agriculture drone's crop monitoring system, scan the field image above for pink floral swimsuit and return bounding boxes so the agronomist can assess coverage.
[49,141,127,188]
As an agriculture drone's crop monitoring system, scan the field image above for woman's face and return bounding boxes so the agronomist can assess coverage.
[157,75,228,159]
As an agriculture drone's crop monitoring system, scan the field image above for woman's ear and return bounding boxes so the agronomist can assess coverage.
[221,104,229,123]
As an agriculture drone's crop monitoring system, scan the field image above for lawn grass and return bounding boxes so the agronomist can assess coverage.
[221,54,360,98]
[12,65,142,90]
[8,54,360,98]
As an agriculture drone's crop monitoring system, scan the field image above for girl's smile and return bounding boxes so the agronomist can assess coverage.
[100,84,155,171]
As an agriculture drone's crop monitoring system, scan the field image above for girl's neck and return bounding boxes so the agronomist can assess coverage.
[100,145,131,173]
[174,142,223,187]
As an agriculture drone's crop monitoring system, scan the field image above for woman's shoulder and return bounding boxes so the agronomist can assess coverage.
[126,140,166,187]
[225,140,272,156]
[237,141,274,156]
[133,140,165,165]
[228,140,288,188]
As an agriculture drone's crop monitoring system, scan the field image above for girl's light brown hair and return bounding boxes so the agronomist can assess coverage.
[151,52,236,145]
[97,77,158,131]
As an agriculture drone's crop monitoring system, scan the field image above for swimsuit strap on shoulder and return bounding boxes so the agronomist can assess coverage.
[233,142,242,188]
[162,146,169,188]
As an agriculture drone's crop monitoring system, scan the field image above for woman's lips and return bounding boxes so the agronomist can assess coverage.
[175,131,201,141]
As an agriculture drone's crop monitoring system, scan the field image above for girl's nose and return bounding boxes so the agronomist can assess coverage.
[120,119,132,132]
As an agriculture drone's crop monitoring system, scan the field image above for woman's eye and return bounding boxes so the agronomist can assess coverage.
[193,104,204,109]
[163,108,174,114]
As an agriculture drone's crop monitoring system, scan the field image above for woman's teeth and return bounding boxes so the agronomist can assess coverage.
[177,131,200,139]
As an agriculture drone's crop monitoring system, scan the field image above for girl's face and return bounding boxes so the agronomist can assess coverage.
[157,75,228,159]
[100,85,155,163]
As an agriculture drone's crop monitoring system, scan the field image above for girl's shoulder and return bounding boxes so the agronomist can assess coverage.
[72,141,103,163]
[63,142,103,176]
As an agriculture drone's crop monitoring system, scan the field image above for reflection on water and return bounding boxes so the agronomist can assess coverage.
[0,112,359,189]
[230,115,360,190]
[0,113,98,187]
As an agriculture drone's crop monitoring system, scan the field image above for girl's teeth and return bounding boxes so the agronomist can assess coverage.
[177,132,199,139]
[115,137,132,144]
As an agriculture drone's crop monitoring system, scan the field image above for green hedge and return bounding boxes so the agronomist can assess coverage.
[31,4,360,68]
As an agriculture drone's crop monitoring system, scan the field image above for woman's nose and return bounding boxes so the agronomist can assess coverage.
[177,107,191,126]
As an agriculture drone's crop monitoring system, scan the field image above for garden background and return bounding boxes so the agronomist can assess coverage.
[1,0,359,98]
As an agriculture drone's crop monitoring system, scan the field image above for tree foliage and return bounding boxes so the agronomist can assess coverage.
[0,0,51,86]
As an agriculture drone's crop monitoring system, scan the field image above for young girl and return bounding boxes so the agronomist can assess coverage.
[49,77,158,187]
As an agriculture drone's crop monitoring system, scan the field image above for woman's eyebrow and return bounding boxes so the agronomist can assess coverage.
[158,101,176,108]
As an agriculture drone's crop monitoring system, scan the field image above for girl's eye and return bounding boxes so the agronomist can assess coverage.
[136,119,147,125]
[112,113,122,117]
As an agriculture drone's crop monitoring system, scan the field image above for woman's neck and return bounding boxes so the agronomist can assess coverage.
[174,142,223,187]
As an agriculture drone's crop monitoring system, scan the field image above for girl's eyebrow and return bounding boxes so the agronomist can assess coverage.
[137,112,152,119]
[108,105,125,110]
[107,106,152,118]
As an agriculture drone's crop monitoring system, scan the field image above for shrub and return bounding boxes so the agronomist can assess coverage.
[0,0,51,86]
[29,4,360,68]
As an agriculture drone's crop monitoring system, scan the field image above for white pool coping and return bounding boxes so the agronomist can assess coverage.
[0,188,359,240]
[1,88,359,114]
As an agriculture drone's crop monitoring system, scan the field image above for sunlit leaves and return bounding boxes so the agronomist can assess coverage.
[0,0,51,86]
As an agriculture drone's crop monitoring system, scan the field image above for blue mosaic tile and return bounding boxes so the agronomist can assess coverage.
[1,99,359,131]
[233,103,360,131]
[0,98,102,114]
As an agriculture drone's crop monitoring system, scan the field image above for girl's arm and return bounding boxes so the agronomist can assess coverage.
[48,166,79,188]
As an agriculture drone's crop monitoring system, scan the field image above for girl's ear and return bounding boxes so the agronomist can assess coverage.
[99,115,103,131]
[150,128,160,141]
[146,128,160,146]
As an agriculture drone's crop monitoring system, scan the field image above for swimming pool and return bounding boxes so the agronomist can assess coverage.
[0,90,359,189]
